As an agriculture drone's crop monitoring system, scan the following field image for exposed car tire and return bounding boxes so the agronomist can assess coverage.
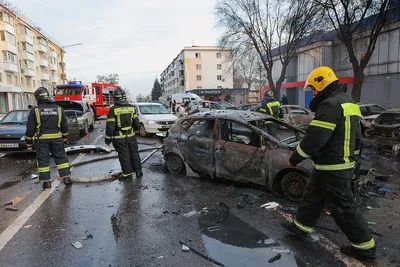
[281,171,307,202]
[166,153,185,175]
[139,123,148,137]
[80,121,89,136]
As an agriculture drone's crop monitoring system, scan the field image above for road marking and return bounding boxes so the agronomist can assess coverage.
[277,210,366,267]
[0,134,103,252]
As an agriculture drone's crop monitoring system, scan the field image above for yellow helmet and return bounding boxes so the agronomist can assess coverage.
[304,66,338,92]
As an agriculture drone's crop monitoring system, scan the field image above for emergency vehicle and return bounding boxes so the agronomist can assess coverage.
[54,81,119,118]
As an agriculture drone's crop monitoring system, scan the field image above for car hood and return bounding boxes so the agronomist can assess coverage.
[140,114,177,121]
[55,101,83,111]
[0,124,26,137]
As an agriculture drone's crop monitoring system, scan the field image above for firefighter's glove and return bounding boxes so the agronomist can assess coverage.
[289,151,303,167]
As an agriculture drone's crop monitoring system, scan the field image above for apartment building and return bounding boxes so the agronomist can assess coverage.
[160,46,234,101]
[0,5,66,114]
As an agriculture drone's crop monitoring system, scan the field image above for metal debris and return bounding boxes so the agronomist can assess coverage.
[260,202,279,210]
[268,253,282,263]
[181,244,189,251]
[5,207,18,211]
[72,241,84,249]
[65,145,112,154]
[180,240,225,266]
[183,210,197,218]
[23,224,32,229]
[272,248,291,254]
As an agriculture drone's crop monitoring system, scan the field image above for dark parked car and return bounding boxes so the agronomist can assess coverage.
[0,110,33,152]
[55,100,95,136]
[163,110,312,201]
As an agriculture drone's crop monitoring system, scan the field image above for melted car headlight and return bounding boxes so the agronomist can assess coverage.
[147,120,156,125]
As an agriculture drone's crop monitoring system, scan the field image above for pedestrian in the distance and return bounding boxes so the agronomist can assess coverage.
[25,87,72,189]
[105,87,142,180]
[281,66,375,261]
[281,94,289,105]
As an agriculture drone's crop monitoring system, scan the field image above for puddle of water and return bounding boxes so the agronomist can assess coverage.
[199,209,297,267]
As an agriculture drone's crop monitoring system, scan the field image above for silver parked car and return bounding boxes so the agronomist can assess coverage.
[55,100,95,136]
[163,110,312,201]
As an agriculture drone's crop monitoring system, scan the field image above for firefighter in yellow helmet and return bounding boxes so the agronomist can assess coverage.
[281,66,375,261]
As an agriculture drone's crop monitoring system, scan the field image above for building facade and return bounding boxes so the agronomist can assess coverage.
[265,6,400,109]
[0,5,66,114]
[160,46,234,101]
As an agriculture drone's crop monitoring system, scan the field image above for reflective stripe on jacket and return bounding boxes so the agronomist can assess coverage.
[105,103,139,141]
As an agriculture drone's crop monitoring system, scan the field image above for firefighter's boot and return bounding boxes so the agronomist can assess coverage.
[63,176,73,185]
[42,181,51,189]
[340,245,376,261]
[281,222,310,241]
[136,171,143,179]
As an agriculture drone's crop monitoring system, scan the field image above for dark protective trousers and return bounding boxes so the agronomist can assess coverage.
[113,137,142,178]
[36,139,71,182]
[296,170,373,248]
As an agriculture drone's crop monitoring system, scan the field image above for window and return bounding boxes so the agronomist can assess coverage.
[23,60,34,69]
[197,75,201,81]
[26,78,31,88]
[369,105,386,115]
[216,53,222,58]
[22,42,34,54]
[38,38,48,47]
[217,64,222,70]
[33,80,36,87]
[196,64,201,70]
[219,120,260,147]
[3,51,17,63]
[195,53,201,58]
[6,74,12,84]
[0,73,2,82]
[24,26,32,37]
[186,120,215,138]
[14,76,18,85]
[197,86,202,89]
[1,31,15,44]
[2,12,13,25]
[360,106,369,117]
[21,77,24,86]
[217,86,222,89]
[217,75,222,81]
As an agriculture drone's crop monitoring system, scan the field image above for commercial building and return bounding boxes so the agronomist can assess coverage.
[264,4,400,109]
[160,46,234,101]
[0,5,66,114]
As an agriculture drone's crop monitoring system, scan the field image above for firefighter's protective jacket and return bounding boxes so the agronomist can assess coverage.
[105,103,140,144]
[260,96,284,120]
[25,101,68,143]
[289,83,362,175]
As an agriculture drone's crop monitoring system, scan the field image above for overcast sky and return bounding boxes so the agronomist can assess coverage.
[13,0,221,97]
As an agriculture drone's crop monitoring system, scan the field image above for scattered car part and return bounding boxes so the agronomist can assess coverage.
[5,207,18,211]
[65,145,112,154]
[71,241,84,249]
[179,240,225,266]
[268,253,281,263]
[260,202,280,210]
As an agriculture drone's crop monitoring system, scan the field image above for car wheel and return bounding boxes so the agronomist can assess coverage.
[139,123,148,137]
[80,121,89,136]
[166,153,185,175]
[281,171,307,202]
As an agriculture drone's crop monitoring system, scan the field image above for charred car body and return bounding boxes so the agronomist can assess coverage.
[163,110,312,201]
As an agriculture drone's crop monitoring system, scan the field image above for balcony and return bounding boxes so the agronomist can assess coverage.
[1,42,17,54]
[19,34,33,45]
[22,68,35,77]
[50,64,57,71]
[51,51,57,58]
[51,76,58,83]
[39,59,48,67]
[36,44,47,53]
[4,23,14,34]
[40,74,50,81]
[3,62,18,72]
[21,51,35,61]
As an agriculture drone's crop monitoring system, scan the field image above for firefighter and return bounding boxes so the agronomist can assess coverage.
[105,87,142,179]
[260,89,284,137]
[25,87,72,189]
[281,66,375,261]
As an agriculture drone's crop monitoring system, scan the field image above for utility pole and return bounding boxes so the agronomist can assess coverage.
[60,43,83,84]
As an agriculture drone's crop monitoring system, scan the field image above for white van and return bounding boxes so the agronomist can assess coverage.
[171,93,201,106]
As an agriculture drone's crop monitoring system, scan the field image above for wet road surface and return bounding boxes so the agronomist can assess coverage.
[0,121,399,266]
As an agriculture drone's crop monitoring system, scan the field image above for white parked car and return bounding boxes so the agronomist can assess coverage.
[132,103,178,137]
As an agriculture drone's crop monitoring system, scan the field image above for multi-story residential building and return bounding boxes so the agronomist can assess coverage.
[160,46,234,101]
[264,4,400,109]
[0,5,66,114]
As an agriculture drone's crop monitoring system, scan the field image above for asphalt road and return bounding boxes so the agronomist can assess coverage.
[0,120,399,267]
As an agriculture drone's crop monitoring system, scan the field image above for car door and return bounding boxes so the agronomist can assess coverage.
[178,119,215,177]
[85,102,94,125]
[214,119,267,185]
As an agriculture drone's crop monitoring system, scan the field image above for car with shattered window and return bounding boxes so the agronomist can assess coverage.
[0,110,33,152]
[132,102,178,137]
[358,104,387,136]
[163,110,312,201]
[366,109,400,156]
[54,100,95,137]
[281,105,314,129]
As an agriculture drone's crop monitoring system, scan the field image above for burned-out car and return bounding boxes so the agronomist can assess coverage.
[281,105,314,129]
[163,110,312,201]
[366,109,400,156]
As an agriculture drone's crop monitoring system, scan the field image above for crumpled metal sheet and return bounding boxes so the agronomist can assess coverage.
[65,145,112,154]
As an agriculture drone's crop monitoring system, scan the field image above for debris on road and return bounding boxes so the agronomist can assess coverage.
[65,145,112,154]
[23,224,32,228]
[268,253,282,263]
[272,248,291,254]
[379,188,391,194]
[137,141,157,146]
[5,207,18,211]
[171,251,176,256]
[367,221,376,225]
[179,240,225,266]
[183,210,197,218]
[30,174,38,179]
[82,234,93,240]
[260,202,279,210]
[3,202,13,206]
[181,244,189,251]
[366,206,373,210]
[207,226,220,232]
[72,241,84,249]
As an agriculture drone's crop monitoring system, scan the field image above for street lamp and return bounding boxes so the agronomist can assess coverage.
[60,43,83,83]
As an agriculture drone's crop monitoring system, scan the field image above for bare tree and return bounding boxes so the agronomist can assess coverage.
[316,0,391,102]
[96,74,119,85]
[215,0,322,99]
[0,0,25,16]
[233,48,260,90]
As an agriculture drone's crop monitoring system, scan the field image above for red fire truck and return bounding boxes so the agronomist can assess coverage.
[54,81,119,118]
